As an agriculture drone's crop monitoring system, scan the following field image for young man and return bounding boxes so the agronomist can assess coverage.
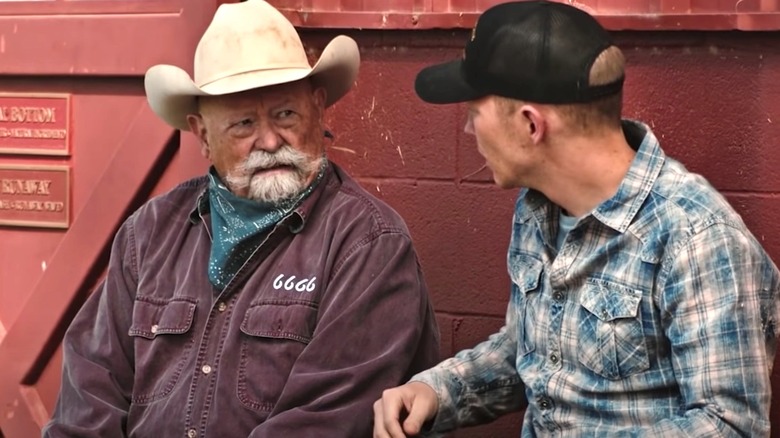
[43,1,439,436]
[374,1,780,437]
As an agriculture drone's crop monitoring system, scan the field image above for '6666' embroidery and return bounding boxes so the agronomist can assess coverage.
[273,274,317,292]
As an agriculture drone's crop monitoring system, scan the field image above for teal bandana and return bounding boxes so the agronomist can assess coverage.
[207,162,325,290]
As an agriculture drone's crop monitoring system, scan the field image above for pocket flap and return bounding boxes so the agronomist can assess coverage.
[240,302,317,344]
[581,280,641,322]
[129,297,197,339]
[508,253,544,294]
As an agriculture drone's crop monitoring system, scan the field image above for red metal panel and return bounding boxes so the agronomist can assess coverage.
[661,0,690,13]
[0,0,209,76]
[0,1,216,437]
[258,0,780,29]
[0,101,177,436]
[764,0,780,10]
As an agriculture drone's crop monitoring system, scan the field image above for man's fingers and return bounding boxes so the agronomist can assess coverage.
[374,383,439,438]
[400,402,425,435]
[376,390,409,438]
[373,399,392,438]
[401,387,437,435]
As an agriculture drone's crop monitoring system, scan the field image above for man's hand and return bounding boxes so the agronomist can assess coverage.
[373,381,439,438]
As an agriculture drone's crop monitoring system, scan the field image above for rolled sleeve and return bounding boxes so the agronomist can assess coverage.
[411,307,525,433]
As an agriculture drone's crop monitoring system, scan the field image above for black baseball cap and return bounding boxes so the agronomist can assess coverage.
[415,1,624,104]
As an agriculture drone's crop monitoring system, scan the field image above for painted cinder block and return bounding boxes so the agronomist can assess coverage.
[618,34,780,192]
[293,28,780,437]
[724,193,780,262]
[326,44,462,180]
[436,313,456,360]
[365,180,518,316]
[451,315,505,352]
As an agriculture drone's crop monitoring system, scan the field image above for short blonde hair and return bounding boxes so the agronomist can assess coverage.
[492,46,625,134]
[556,45,625,133]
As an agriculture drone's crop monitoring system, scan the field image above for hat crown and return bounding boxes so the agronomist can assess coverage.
[463,1,620,103]
[194,0,309,88]
[144,0,360,131]
[414,0,623,105]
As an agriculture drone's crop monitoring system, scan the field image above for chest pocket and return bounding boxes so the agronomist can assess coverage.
[237,301,317,414]
[509,253,544,357]
[578,280,649,380]
[128,296,198,404]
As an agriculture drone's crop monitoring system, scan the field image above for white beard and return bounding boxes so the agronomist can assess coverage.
[247,166,309,203]
[224,146,321,204]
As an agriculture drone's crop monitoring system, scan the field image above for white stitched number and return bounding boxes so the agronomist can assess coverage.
[273,274,316,292]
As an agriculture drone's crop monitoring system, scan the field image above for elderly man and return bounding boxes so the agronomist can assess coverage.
[374,1,780,437]
[43,1,439,437]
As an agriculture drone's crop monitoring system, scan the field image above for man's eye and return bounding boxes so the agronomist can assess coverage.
[277,110,294,119]
[228,119,254,137]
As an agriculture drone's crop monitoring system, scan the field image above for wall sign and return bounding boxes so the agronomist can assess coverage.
[0,164,70,228]
[0,93,71,156]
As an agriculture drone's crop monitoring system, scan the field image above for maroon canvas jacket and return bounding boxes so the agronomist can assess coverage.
[43,162,440,438]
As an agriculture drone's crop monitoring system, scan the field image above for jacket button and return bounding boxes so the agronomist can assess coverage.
[187,429,197,438]
[217,302,227,312]
[150,324,159,334]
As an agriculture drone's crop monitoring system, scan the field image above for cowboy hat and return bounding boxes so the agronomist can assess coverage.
[144,0,360,131]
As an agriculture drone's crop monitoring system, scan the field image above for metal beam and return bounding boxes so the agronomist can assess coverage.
[0,101,176,437]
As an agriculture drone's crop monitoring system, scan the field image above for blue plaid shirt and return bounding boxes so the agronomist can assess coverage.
[413,120,780,437]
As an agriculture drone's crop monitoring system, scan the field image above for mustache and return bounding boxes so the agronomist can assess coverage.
[241,145,308,173]
[223,146,310,189]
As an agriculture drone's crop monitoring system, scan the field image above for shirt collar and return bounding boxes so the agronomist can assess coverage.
[591,119,666,232]
[515,120,666,234]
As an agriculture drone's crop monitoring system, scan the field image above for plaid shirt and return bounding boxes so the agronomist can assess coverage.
[413,120,780,437]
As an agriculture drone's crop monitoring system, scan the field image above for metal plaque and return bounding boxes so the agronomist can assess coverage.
[0,164,70,228]
[0,93,71,156]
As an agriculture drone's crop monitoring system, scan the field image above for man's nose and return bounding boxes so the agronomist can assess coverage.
[254,121,284,152]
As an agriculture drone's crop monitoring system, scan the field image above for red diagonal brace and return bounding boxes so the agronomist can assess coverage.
[0,101,176,437]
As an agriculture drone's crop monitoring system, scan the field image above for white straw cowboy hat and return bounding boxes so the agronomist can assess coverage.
[144,0,360,131]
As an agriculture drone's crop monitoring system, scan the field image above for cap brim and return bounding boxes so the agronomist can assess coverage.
[414,59,485,104]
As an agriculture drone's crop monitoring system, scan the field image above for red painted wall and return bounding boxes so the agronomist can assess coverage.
[300,29,780,436]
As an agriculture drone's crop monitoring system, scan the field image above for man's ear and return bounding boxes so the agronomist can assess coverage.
[518,104,546,145]
[186,113,211,159]
[312,87,327,121]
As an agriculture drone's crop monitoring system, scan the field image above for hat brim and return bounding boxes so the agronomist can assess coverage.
[145,35,360,131]
[414,59,485,104]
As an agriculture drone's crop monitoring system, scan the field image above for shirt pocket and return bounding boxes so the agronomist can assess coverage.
[237,301,317,413]
[578,279,649,380]
[128,296,198,404]
[509,253,544,357]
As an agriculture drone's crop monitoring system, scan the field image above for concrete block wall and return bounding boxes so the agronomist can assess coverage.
[301,29,780,437]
